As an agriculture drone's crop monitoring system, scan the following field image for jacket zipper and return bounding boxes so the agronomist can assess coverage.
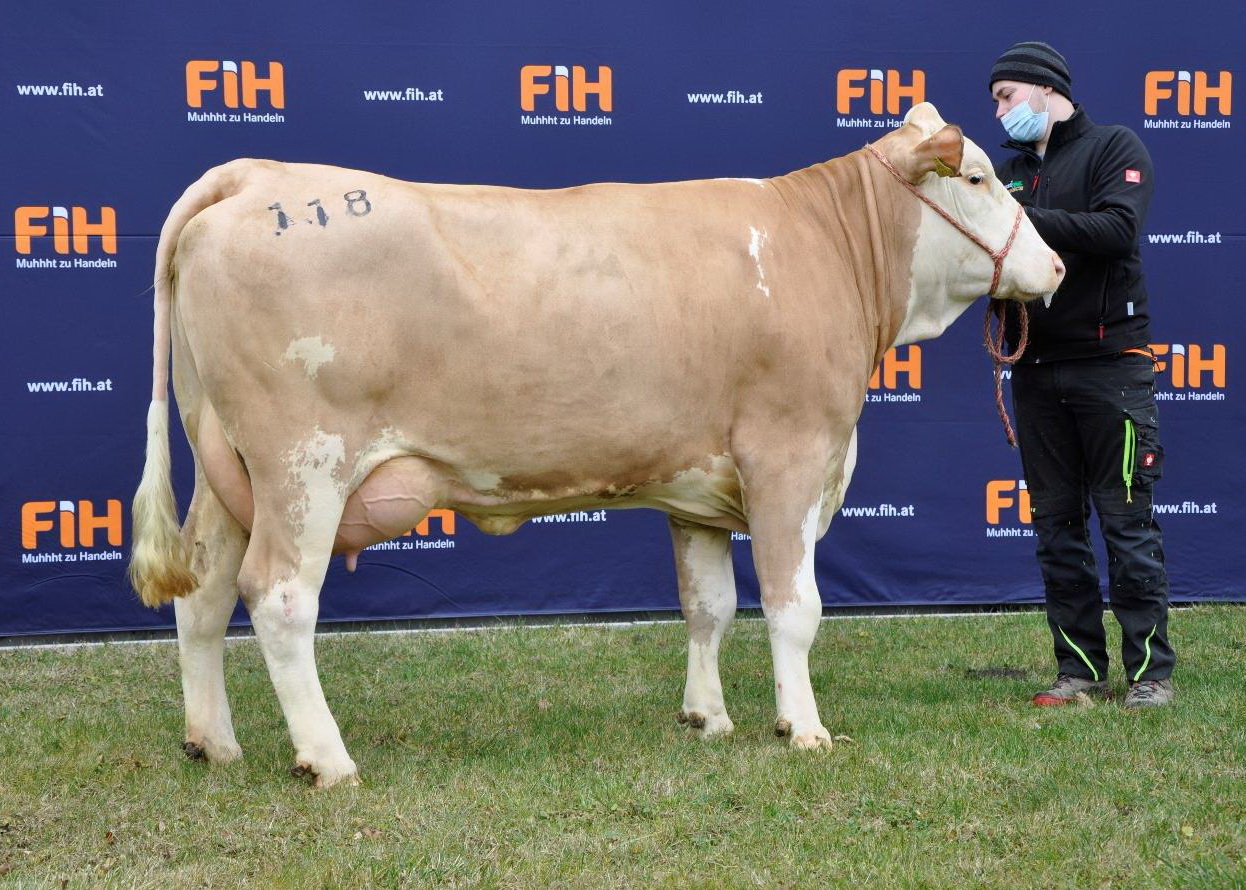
[1099,234,1111,340]
[1032,158,1105,340]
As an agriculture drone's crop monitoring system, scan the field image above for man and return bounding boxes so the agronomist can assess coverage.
[988,41,1175,708]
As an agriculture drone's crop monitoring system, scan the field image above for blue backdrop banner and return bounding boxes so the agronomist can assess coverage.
[2,2,1241,636]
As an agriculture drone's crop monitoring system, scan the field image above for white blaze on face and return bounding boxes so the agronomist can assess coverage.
[284,336,336,379]
[749,226,771,298]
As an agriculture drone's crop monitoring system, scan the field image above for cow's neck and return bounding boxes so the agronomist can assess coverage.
[888,196,984,349]
[774,152,920,370]
[855,152,985,350]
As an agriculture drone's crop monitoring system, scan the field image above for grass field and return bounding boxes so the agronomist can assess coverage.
[2,606,1244,888]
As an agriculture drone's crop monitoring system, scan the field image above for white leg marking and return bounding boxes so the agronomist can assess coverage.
[176,485,246,763]
[246,431,358,787]
[177,593,243,762]
[176,558,243,762]
[250,571,358,787]
[671,520,736,739]
[766,502,832,750]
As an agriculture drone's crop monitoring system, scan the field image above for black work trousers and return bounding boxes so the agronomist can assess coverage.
[1011,352,1175,683]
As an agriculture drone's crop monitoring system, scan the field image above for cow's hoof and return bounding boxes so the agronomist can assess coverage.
[790,729,834,751]
[291,759,360,788]
[678,709,734,739]
[183,738,242,763]
[774,718,793,738]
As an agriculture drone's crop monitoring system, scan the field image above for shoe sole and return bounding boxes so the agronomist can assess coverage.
[1032,691,1112,707]
[1032,694,1074,707]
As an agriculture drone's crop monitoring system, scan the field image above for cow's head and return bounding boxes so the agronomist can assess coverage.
[872,102,1063,343]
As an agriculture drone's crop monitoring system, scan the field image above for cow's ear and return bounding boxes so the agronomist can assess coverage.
[899,124,964,182]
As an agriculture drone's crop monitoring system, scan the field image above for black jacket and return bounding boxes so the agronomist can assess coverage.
[994,106,1155,362]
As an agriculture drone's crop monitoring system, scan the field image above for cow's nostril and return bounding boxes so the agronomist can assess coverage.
[1052,254,1066,277]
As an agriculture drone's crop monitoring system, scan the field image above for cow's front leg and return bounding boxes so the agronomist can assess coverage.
[175,478,247,764]
[239,474,358,787]
[740,461,833,750]
[669,517,737,739]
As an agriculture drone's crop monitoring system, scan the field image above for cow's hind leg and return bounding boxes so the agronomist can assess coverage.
[738,453,833,750]
[176,471,246,763]
[238,454,358,787]
[669,517,737,738]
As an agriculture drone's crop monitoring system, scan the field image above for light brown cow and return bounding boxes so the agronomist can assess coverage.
[131,103,1062,787]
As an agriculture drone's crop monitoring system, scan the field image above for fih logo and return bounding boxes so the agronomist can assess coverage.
[869,345,922,390]
[410,509,455,537]
[520,65,612,113]
[21,499,123,549]
[1144,70,1232,116]
[985,480,1031,525]
[1151,343,1227,389]
[186,60,285,109]
[13,206,117,255]
[836,69,926,116]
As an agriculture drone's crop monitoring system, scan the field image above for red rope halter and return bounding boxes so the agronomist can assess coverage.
[864,143,1028,446]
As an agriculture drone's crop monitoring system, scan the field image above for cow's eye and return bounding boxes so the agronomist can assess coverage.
[968,174,984,185]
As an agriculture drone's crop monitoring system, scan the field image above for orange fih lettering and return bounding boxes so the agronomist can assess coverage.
[520,65,613,112]
[572,65,611,112]
[13,206,117,255]
[985,480,1031,525]
[77,500,123,547]
[1144,70,1233,116]
[414,509,456,537]
[21,499,123,549]
[186,60,285,109]
[1150,343,1227,389]
[21,502,55,549]
[836,69,926,115]
[13,207,48,254]
[70,207,116,254]
[869,345,922,390]
[520,65,553,110]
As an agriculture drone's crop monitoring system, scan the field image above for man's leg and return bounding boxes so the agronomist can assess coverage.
[1013,363,1110,694]
[1077,353,1176,690]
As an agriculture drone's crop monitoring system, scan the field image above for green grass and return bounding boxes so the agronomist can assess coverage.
[2,606,1245,888]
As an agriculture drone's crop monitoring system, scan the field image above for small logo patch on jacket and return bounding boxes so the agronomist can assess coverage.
[1124,169,1142,183]
[1005,180,1025,193]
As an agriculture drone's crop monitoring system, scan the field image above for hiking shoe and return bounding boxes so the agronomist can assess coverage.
[1123,678,1175,709]
[1032,673,1110,707]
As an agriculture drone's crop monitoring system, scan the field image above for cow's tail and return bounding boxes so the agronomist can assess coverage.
[130,161,251,608]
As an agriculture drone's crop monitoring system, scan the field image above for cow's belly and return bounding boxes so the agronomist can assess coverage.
[198,401,748,560]
[338,452,749,547]
[452,452,748,536]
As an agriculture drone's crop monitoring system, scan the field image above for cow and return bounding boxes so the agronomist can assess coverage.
[130,102,1063,787]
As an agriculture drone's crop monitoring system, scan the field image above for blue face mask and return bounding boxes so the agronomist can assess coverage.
[1001,85,1050,143]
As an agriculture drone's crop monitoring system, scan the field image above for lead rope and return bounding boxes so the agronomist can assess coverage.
[983,299,1028,447]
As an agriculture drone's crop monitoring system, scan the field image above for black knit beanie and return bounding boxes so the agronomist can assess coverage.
[989,41,1072,99]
